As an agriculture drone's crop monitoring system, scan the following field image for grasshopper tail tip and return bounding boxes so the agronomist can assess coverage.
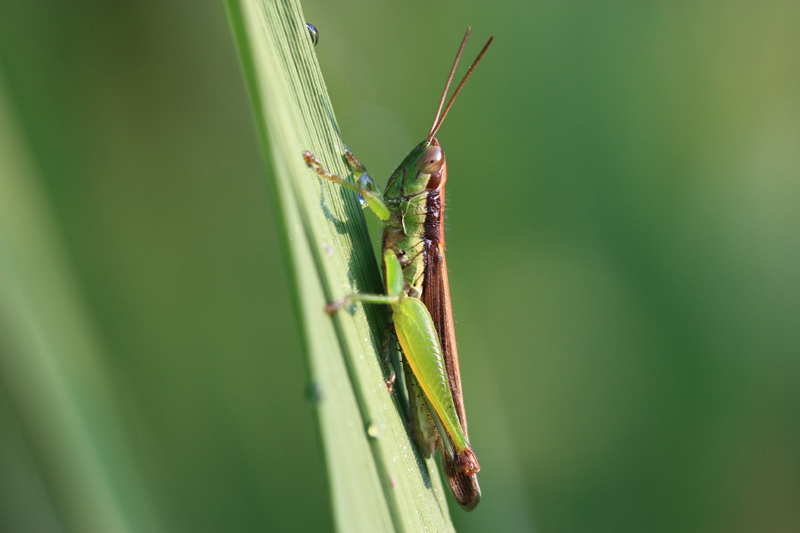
[442,453,482,510]
[455,447,480,476]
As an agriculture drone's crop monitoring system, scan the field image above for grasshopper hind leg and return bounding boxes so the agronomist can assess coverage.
[403,361,440,459]
[324,292,402,393]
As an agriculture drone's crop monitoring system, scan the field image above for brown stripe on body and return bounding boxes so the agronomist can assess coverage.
[420,163,481,510]
[421,187,466,431]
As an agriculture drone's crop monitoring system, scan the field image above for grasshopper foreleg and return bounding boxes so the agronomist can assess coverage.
[302,150,390,220]
[343,146,366,177]
[302,151,361,193]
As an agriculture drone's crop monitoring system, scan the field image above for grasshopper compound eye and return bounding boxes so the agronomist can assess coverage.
[416,145,444,174]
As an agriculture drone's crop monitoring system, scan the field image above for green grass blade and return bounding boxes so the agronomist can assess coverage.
[0,78,158,532]
[224,1,456,531]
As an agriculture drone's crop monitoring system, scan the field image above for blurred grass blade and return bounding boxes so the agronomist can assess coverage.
[0,77,158,532]
[224,0,456,530]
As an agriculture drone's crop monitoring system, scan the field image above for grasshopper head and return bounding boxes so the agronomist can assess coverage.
[413,138,447,191]
[391,138,447,195]
[416,139,445,175]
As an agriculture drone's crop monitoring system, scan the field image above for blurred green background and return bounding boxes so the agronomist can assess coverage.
[1,1,799,532]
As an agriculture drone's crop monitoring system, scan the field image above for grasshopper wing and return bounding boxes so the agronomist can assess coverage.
[422,187,481,510]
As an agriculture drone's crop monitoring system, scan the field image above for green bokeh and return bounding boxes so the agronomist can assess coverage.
[1,1,798,532]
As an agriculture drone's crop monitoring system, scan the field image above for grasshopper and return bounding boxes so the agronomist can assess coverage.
[303,28,492,511]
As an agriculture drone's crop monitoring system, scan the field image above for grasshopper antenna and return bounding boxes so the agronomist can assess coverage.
[428,28,471,140]
[427,29,494,142]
